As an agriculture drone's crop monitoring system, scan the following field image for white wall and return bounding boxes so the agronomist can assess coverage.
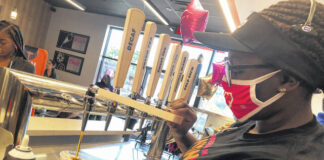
[312,93,324,115]
[235,0,324,23]
[44,7,180,87]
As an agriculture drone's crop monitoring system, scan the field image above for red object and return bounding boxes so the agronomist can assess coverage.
[28,48,49,76]
[201,134,217,156]
[221,81,258,120]
[180,0,209,44]
[7,98,13,113]
[31,108,35,116]
[176,27,181,35]
[211,62,225,84]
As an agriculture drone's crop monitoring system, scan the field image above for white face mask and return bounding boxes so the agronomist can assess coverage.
[221,70,286,122]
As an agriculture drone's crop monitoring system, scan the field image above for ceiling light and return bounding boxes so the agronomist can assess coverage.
[66,0,86,11]
[219,0,236,32]
[10,8,18,20]
[143,0,169,25]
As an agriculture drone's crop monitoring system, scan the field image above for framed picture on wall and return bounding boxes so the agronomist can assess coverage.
[56,30,90,54]
[53,51,84,75]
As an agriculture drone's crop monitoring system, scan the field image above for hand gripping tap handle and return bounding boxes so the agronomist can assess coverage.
[147,59,199,160]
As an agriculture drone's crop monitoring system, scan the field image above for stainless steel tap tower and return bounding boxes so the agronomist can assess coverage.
[0,66,185,159]
[0,67,33,146]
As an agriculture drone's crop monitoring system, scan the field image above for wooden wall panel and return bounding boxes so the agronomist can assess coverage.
[0,0,52,48]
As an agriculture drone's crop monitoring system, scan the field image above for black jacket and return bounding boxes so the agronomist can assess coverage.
[182,117,324,160]
[9,56,35,73]
[44,68,57,79]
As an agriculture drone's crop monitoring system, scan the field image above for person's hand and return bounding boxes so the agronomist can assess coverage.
[166,98,197,138]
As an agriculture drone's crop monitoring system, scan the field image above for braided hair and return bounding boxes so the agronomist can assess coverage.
[0,20,27,59]
[259,0,324,92]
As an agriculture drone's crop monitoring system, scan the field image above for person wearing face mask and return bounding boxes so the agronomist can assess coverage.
[167,0,324,159]
[0,21,34,73]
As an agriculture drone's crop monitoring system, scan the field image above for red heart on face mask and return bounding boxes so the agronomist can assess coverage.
[180,0,209,44]
[224,92,233,107]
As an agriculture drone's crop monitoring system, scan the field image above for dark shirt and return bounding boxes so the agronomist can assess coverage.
[9,56,35,73]
[182,117,324,160]
[95,81,113,92]
[44,68,57,79]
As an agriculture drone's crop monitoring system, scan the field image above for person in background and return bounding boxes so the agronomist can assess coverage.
[0,20,34,73]
[90,70,114,120]
[167,0,324,159]
[95,69,114,91]
[44,59,57,79]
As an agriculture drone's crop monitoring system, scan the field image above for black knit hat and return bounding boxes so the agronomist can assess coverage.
[0,20,27,59]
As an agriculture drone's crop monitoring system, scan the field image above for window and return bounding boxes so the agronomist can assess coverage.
[97,27,144,96]
[182,44,213,78]
[181,44,214,106]
[97,26,231,118]
[201,51,234,118]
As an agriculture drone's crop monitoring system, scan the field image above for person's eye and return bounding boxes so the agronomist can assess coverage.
[0,39,9,45]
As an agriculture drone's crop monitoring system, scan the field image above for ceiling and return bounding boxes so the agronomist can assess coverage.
[43,0,229,33]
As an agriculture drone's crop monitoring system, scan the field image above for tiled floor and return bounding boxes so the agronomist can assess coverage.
[33,140,179,160]
[81,141,179,160]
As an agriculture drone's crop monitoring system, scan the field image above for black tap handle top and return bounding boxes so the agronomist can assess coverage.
[84,84,98,104]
